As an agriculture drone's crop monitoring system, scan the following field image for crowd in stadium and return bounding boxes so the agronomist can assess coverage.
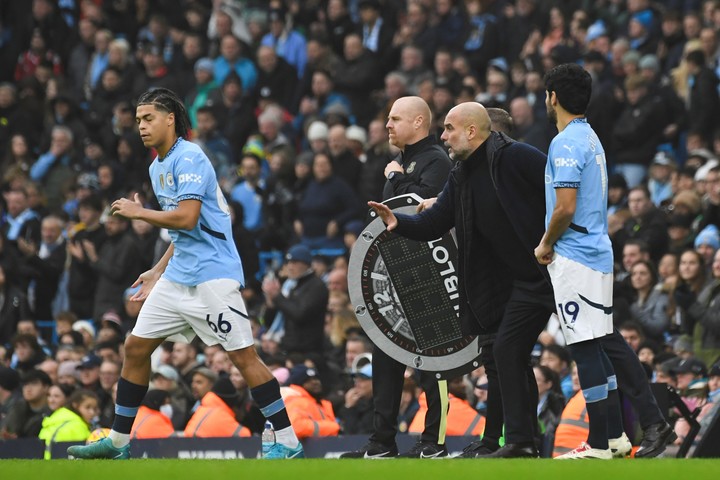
[1,0,720,458]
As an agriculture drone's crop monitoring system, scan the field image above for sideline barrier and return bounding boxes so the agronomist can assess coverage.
[1,434,476,459]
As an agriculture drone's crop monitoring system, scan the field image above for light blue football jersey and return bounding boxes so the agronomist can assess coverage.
[545,118,613,273]
[149,138,244,286]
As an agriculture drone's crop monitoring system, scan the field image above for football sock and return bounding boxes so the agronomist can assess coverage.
[252,378,298,448]
[111,377,149,444]
[108,431,130,449]
[569,340,610,450]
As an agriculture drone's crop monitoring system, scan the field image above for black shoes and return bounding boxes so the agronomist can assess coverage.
[635,422,677,458]
[339,441,399,459]
[474,442,539,459]
[397,441,449,459]
[456,440,499,458]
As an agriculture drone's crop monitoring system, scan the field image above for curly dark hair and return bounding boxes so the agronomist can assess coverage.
[136,88,191,139]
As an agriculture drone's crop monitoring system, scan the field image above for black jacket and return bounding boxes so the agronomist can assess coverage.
[394,132,549,338]
[271,270,329,355]
[20,240,67,321]
[382,135,451,201]
[0,285,31,346]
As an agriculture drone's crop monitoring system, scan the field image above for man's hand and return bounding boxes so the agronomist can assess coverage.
[111,193,144,220]
[534,241,554,265]
[81,240,98,263]
[417,197,437,212]
[344,387,362,408]
[384,160,403,178]
[17,238,37,257]
[262,277,281,302]
[67,240,84,260]
[368,201,398,231]
[128,269,162,302]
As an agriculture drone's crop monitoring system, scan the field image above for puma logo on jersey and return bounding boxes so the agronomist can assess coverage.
[563,144,574,153]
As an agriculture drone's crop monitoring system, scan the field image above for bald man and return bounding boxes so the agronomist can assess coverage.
[369,102,554,458]
[341,96,452,459]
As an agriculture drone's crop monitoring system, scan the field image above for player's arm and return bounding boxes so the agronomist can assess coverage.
[111,194,201,230]
[535,188,577,265]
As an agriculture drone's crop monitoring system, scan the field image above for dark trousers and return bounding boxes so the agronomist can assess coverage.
[600,329,665,428]
[369,346,446,446]
[481,279,556,445]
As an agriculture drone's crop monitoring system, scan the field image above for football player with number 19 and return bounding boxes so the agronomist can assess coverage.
[68,88,302,460]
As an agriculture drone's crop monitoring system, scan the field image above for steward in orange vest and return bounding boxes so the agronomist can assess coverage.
[131,389,175,439]
[552,391,588,458]
[410,392,486,437]
[184,377,251,438]
[283,365,339,439]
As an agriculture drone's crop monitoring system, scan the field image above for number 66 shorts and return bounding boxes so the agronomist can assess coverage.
[132,277,254,351]
[546,253,614,345]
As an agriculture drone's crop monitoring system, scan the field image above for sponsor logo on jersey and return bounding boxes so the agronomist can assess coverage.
[179,173,203,184]
[554,157,578,168]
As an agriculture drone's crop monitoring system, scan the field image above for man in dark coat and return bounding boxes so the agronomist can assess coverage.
[0,265,31,346]
[342,97,453,459]
[17,215,66,321]
[262,245,329,356]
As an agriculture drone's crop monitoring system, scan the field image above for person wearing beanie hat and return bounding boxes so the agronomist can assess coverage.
[307,121,329,154]
[184,377,251,438]
[307,121,329,142]
[262,243,328,358]
[694,224,720,266]
[648,150,676,206]
[283,364,339,439]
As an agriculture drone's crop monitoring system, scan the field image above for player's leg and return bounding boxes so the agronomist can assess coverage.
[600,331,676,457]
[68,278,188,459]
[600,350,632,457]
[226,346,303,458]
[195,279,302,459]
[562,339,613,458]
[67,334,164,459]
[548,255,613,459]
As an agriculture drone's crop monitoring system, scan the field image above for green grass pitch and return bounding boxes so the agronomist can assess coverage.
[2,459,719,480]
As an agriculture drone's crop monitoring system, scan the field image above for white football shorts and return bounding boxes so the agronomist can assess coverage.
[547,253,614,345]
[132,277,254,351]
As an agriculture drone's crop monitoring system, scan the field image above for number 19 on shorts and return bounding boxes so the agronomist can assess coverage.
[557,301,579,329]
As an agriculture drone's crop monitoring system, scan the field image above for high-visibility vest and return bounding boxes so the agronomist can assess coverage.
[131,406,175,439]
[409,393,486,437]
[283,384,339,439]
[552,391,588,458]
[184,392,251,438]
